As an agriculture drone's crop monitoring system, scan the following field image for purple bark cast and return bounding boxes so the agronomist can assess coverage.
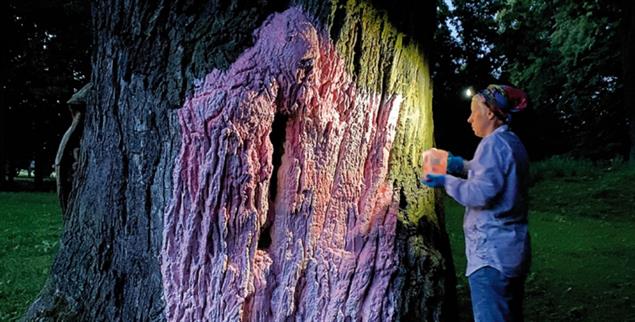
[162,8,406,321]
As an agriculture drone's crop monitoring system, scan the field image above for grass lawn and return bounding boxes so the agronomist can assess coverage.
[0,192,61,321]
[446,163,635,321]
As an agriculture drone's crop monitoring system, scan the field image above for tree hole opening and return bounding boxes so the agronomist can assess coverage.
[258,112,289,250]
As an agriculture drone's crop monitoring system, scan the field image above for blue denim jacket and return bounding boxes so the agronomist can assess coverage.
[444,125,531,277]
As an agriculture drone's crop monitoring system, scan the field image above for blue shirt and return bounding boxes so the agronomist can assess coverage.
[444,125,531,277]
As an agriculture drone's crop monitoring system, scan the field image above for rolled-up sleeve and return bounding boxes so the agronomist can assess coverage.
[444,137,508,208]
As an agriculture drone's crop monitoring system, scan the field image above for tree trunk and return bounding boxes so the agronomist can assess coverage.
[625,0,635,163]
[0,85,5,189]
[33,148,45,190]
[24,1,455,321]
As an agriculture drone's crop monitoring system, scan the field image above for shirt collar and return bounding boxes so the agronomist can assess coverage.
[484,124,509,138]
[495,124,509,133]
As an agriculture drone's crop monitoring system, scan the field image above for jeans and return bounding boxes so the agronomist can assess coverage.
[468,266,526,322]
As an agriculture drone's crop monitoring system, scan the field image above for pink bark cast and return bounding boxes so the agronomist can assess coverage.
[162,7,404,321]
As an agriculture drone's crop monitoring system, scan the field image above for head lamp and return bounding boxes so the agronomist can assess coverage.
[464,86,475,99]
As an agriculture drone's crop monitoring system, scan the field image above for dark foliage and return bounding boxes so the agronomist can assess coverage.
[3,0,90,190]
[433,0,632,161]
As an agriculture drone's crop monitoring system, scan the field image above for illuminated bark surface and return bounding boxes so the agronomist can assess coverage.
[25,1,455,321]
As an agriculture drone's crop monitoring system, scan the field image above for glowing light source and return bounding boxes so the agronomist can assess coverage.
[465,87,474,98]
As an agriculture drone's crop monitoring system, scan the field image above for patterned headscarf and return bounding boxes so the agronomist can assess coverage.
[477,84,528,123]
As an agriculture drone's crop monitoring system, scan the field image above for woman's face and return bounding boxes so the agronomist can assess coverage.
[468,95,495,138]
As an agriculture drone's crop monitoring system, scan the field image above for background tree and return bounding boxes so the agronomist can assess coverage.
[433,0,508,158]
[496,0,627,160]
[434,0,630,161]
[624,0,635,163]
[24,1,456,321]
[3,0,90,190]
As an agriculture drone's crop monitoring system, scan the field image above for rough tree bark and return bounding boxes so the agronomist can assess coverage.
[25,1,456,321]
